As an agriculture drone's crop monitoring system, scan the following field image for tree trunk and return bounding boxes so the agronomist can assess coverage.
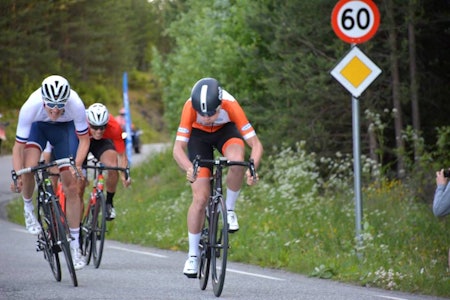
[386,0,405,178]
[409,0,420,161]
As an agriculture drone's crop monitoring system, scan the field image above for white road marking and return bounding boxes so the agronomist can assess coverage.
[227,268,285,281]
[108,245,168,258]
[374,295,408,300]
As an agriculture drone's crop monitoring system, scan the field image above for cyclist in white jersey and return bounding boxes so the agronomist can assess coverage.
[11,75,90,270]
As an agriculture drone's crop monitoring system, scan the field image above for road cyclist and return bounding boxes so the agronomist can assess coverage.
[11,75,90,270]
[85,103,131,220]
[172,77,263,278]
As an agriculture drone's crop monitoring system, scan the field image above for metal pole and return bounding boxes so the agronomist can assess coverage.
[352,94,363,251]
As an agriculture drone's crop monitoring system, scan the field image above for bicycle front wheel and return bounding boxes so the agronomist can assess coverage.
[81,201,94,265]
[53,198,78,287]
[92,191,106,268]
[37,200,61,282]
[210,198,228,297]
[198,226,210,290]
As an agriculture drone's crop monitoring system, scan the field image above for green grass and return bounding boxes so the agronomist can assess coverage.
[7,144,450,297]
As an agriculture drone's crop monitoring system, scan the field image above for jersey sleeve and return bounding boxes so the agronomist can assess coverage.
[225,100,256,140]
[15,90,42,143]
[175,100,196,143]
[70,91,89,135]
[108,115,126,154]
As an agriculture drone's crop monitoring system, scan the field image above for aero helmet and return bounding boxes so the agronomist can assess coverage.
[190,78,222,116]
[41,75,71,103]
[87,103,109,126]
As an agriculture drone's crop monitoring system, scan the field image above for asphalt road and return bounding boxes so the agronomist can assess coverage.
[0,145,447,300]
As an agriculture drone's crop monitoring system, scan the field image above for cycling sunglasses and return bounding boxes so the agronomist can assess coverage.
[199,106,220,117]
[44,101,65,110]
[90,125,106,131]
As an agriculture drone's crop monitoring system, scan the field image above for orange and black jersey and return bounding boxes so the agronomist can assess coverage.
[175,90,256,143]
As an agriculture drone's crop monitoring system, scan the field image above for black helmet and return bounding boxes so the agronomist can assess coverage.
[190,78,222,116]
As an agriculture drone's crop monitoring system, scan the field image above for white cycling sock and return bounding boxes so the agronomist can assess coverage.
[226,188,240,211]
[70,228,80,249]
[23,198,34,213]
[188,232,201,257]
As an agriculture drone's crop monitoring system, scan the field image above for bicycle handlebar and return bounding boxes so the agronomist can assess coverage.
[11,157,77,189]
[192,155,256,181]
[82,162,130,181]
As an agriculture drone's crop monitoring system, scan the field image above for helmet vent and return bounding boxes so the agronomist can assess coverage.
[200,85,208,113]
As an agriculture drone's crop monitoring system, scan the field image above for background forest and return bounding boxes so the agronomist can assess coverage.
[2,0,450,296]
[1,0,450,187]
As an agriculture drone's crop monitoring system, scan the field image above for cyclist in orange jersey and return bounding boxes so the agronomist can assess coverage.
[173,78,263,278]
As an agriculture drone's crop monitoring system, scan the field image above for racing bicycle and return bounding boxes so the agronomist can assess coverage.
[80,158,130,268]
[11,157,79,287]
[192,155,255,297]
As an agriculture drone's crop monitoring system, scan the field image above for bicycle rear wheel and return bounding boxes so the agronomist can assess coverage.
[53,198,78,287]
[198,226,210,290]
[210,198,228,297]
[37,200,61,282]
[92,191,106,268]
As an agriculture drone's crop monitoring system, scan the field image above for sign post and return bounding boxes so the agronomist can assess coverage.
[330,0,381,250]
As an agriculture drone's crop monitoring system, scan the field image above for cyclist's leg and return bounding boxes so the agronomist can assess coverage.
[183,130,213,276]
[217,124,246,231]
[92,139,119,219]
[21,123,46,234]
[49,122,86,269]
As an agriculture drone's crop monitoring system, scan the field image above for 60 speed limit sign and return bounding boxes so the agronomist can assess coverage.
[331,0,380,44]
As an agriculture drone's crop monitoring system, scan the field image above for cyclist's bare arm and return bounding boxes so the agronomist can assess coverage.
[173,140,197,182]
[117,152,131,187]
[244,135,263,185]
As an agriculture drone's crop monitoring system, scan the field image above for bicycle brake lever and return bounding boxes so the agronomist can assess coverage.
[249,159,256,183]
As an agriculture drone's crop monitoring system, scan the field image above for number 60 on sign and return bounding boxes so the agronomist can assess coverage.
[331,0,380,44]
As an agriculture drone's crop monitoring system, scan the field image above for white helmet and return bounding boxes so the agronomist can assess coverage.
[41,75,71,103]
[87,103,109,126]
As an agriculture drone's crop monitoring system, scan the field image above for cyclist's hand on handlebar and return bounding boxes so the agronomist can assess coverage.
[70,165,83,179]
[122,176,131,188]
[245,169,259,186]
[186,166,197,183]
[10,177,23,193]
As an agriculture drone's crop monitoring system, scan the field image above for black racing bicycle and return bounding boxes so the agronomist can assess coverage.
[192,155,255,297]
[81,158,130,268]
[11,157,79,287]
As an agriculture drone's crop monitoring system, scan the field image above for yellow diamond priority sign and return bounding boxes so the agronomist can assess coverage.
[330,46,381,98]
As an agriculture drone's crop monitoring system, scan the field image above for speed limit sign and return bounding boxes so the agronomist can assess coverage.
[331,0,380,44]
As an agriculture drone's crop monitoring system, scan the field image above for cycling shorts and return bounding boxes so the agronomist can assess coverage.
[188,122,244,178]
[88,138,115,160]
[26,121,79,160]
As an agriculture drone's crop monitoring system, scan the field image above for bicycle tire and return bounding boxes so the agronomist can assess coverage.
[53,198,78,287]
[37,200,61,282]
[198,226,210,290]
[81,203,94,265]
[210,198,228,297]
[92,191,106,268]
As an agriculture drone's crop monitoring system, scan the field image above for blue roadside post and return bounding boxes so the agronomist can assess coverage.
[122,72,133,166]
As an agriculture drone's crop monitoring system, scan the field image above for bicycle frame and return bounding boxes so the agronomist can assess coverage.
[11,157,79,287]
[193,155,255,297]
